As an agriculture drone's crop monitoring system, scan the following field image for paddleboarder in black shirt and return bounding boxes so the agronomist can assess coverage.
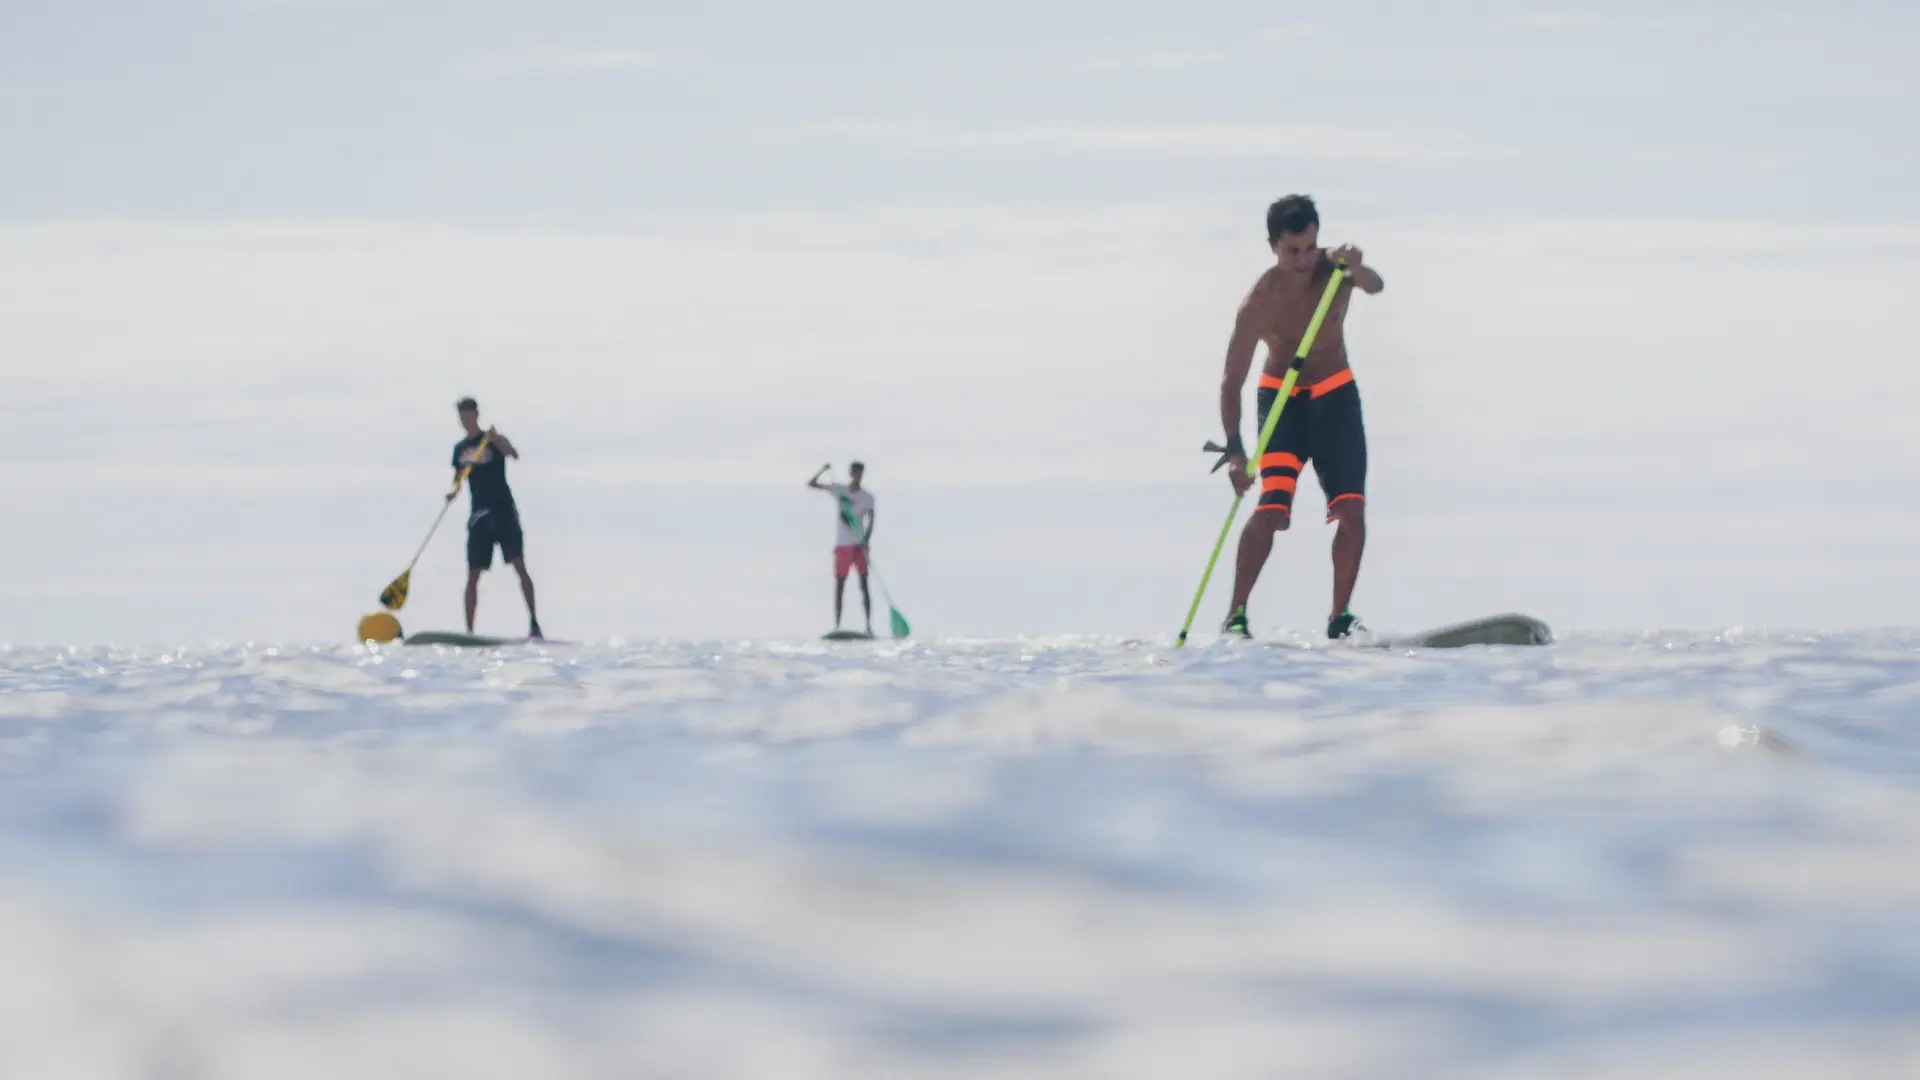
[452,397,542,640]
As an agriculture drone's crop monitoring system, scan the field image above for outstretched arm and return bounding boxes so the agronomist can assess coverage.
[1219,297,1262,495]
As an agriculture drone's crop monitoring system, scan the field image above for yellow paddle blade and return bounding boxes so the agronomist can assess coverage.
[357,612,403,643]
[379,571,411,611]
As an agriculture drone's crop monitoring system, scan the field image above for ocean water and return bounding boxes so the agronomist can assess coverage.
[3,631,1919,1078]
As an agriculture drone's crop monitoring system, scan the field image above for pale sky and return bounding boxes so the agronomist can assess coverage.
[2,1,1916,642]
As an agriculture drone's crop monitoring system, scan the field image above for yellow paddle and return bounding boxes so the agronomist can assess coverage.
[379,427,492,611]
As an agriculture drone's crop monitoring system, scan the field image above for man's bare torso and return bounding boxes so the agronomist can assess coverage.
[1245,254,1354,386]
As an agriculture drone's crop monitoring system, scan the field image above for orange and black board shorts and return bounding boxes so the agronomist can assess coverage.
[1253,368,1367,521]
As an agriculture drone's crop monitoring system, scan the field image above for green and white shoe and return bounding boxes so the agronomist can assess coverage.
[1221,607,1252,639]
[1327,610,1366,640]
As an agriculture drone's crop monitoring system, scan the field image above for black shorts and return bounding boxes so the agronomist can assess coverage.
[466,507,524,571]
[1253,369,1367,521]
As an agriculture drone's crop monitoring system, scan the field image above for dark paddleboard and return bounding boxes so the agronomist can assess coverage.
[822,630,875,642]
[405,631,544,648]
[1374,613,1553,649]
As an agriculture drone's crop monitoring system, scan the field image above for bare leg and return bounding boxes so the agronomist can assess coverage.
[858,574,872,634]
[464,569,482,633]
[1228,510,1290,615]
[833,576,847,629]
[509,557,540,634]
[1329,502,1366,619]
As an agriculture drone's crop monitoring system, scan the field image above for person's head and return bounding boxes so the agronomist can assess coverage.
[849,461,865,486]
[1266,194,1321,272]
[456,397,480,435]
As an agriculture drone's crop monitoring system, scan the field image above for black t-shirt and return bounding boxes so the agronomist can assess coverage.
[452,434,517,518]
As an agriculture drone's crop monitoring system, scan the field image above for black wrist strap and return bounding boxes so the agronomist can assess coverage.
[1204,435,1247,474]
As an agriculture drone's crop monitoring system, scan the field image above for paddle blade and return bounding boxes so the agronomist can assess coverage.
[889,607,911,639]
[379,571,410,612]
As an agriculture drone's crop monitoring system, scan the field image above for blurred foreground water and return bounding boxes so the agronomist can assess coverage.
[3,631,1918,1078]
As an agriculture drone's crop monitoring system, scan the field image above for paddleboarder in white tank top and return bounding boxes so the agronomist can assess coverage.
[807,461,875,635]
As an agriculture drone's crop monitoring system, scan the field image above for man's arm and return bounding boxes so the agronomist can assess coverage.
[807,464,830,490]
[1219,296,1262,494]
[859,505,876,549]
[1329,245,1384,295]
[488,430,519,459]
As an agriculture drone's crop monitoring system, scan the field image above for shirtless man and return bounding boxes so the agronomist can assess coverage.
[1217,195,1385,639]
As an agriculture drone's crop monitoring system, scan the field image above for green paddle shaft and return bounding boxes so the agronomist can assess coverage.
[1173,494,1245,647]
[1175,264,1348,647]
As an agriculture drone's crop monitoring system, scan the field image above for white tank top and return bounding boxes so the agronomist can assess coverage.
[834,486,874,546]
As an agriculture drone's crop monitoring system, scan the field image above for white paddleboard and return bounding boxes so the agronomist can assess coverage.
[405,631,544,648]
[1372,613,1553,649]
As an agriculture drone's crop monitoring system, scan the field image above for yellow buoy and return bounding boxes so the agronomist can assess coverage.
[357,611,403,644]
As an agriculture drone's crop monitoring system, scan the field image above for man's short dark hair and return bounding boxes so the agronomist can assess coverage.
[849,460,865,471]
[456,397,478,412]
[1266,195,1319,241]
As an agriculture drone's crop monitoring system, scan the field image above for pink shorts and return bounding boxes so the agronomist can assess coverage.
[834,545,869,579]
